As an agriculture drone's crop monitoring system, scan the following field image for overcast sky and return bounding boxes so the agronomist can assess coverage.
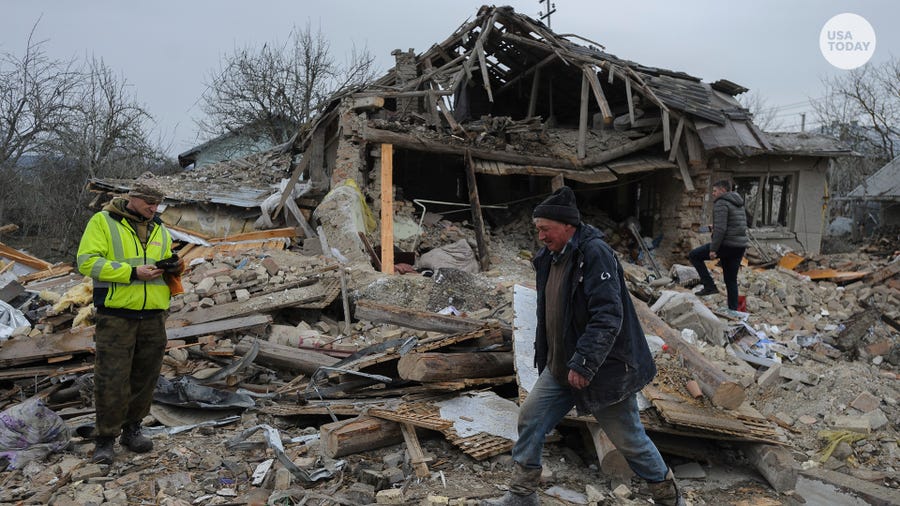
[2,1,897,157]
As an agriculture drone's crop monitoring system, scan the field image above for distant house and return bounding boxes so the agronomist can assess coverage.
[177,117,298,169]
[846,155,900,235]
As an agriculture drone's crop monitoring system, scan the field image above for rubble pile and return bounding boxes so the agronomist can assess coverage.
[1,199,899,505]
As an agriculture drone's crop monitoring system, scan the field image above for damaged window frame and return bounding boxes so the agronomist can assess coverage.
[732,172,799,229]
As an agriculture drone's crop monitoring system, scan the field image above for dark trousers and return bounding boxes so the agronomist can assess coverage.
[93,312,167,436]
[688,243,745,310]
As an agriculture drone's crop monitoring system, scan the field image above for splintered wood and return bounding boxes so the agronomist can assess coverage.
[370,396,515,461]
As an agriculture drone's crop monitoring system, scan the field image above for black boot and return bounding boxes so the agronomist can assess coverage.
[92,436,115,464]
[648,468,686,506]
[120,422,153,453]
[695,285,719,296]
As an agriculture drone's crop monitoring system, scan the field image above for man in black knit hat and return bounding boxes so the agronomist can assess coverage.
[483,187,684,506]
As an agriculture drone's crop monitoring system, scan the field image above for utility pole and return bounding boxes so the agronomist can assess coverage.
[538,0,556,28]
[800,113,806,132]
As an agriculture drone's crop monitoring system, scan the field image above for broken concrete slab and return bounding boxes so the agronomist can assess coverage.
[651,290,728,346]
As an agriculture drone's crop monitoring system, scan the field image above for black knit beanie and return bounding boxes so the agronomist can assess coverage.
[532,186,580,226]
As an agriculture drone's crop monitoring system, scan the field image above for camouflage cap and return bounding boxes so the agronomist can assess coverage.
[128,182,165,204]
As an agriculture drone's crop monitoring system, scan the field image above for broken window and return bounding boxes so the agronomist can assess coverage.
[733,174,794,228]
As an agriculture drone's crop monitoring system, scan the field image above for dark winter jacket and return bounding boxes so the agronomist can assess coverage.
[711,191,749,252]
[532,223,657,413]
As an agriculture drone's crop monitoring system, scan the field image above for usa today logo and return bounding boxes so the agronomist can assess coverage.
[820,13,876,70]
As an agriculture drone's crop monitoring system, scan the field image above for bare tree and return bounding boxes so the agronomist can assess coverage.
[813,56,899,161]
[52,57,162,179]
[0,26,79,226]
[739,91,781,131]
[1,25,173,261]
[197,23,376,146]
[0,27,79,167]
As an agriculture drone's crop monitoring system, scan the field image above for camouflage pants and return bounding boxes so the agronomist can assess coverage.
[93,312,167,437]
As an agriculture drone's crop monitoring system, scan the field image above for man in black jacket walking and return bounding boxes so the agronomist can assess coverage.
[689,179,748,310]
[483,187,683,506]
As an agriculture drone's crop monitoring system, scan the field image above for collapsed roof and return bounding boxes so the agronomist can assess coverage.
[363,4,772,163]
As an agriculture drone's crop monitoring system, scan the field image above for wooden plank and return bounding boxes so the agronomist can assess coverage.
[397,352,513,382]
[274,155,310,217]
[209,227,299,243]
[475,43,494,103]
[0,260,14,275]
[320,415,403,458]
[777,252,806,270]
[685,128,705,168]
[582,65,613,124]
[464,151,490,270]
[582,132,664,167]
[674,148,695,192]
[166,314,272,340]
[366,126,621,170]
[434,93,462,134]
[799,269,868,283]
[0,326,95,368]
[662,110,671,151]
[425,89,442,127]
[0,243,51,271]
[625,77,635,126]
[668,117,685,162]
[401,423,431,477]
[527,67,541,118]
[578,72,589,159]
[261,398,386,418]
[380,144,394,274]
[0,363,87,381]
[17,264,74,284]
[354,299,512,339]
[236,336,339,375]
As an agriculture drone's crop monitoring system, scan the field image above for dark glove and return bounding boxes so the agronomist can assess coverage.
[156,254,182,273]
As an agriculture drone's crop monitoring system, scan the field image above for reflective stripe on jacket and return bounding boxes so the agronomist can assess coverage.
[76,210,173,311]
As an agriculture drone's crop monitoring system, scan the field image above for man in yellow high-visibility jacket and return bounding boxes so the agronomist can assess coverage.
[77,182,182,464]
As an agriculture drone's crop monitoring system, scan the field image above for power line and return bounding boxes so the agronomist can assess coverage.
[754,96,827,114]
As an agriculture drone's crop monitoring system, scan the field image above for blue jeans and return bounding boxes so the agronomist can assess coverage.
[688,243,745,310]
[512,371,668,482]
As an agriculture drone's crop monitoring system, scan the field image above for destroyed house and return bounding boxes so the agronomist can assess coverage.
[89,5,850,266]
[290,5,850,264]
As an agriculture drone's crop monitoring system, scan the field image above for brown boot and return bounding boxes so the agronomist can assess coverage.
[648,468,685,506]
[481,463,542,506]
